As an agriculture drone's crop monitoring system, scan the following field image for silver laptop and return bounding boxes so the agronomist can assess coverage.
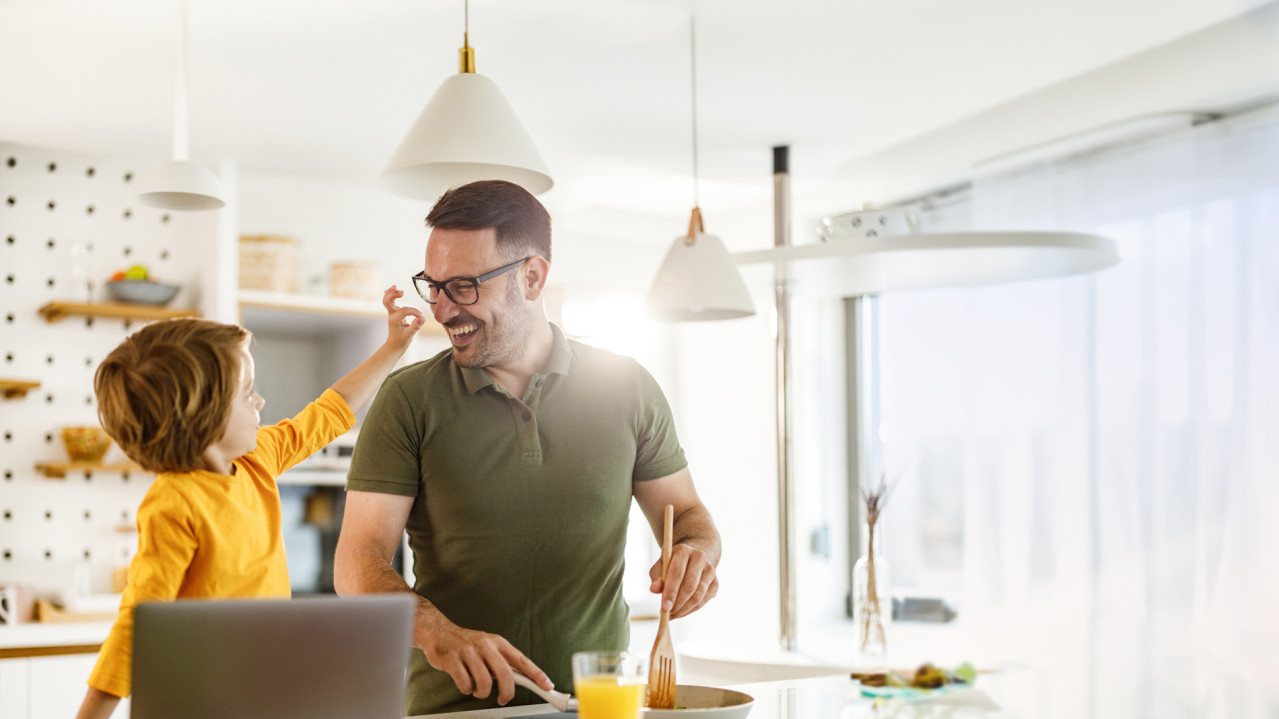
[132,594,414,719]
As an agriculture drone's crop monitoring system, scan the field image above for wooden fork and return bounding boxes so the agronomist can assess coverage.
[647,504,677,709]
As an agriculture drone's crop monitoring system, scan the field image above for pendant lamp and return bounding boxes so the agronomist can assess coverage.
[644,17,755,322]
[380,0,552,201]
[135,0,226,212]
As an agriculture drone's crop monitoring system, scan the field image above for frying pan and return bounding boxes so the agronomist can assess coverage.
[513,674,754,719]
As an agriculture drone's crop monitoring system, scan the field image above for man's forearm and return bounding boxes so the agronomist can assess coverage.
[333,536,409,594]
[334,541,455,650]
[673,504,721,566]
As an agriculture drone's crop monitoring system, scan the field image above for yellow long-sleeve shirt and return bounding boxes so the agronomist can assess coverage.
[87,389,355,698]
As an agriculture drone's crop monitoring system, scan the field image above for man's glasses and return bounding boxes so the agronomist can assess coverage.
[411,256,531,306]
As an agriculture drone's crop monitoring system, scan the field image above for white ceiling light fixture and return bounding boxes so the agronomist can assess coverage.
[135,0,226,212]
[644,16,755,322]
[380,0,552,201]
[735,207,1119,297]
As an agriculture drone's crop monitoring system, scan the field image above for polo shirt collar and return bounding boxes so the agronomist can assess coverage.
[457,322,573,395]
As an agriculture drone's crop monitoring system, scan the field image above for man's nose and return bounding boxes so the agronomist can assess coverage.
[431,294,461,322]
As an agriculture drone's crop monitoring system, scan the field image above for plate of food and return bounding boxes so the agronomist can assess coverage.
[852,662,977,702]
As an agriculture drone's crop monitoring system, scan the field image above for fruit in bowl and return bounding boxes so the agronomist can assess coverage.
[106,266,180,306]
[60,426,113,463]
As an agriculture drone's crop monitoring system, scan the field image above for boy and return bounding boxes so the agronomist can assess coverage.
[74,287,425,719]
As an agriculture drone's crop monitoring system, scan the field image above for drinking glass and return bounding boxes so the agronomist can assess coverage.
[572,650,646,719]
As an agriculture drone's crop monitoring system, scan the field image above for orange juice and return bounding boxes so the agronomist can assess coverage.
[575,675,645,719]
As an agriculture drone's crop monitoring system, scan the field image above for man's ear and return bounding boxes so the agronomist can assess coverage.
[522,256,551,300]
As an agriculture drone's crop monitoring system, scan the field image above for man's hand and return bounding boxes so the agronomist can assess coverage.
[419,619,554,705]
[633,470,722,620]
[649,540,719,619]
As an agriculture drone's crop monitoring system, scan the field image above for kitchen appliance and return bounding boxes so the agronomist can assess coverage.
[294,428,358,471]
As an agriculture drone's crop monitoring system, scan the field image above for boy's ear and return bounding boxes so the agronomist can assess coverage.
[522,256,550,300]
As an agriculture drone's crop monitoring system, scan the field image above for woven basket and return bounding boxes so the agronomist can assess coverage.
[239,235,300,292]
[329,261,383,299]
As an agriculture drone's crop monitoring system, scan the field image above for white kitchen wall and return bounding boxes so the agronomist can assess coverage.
[0,139,217,597]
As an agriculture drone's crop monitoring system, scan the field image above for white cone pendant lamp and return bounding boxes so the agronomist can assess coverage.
[646,208,755,321]
[380,1,552,201]
[644,16,755,322]
[135,0,225,212]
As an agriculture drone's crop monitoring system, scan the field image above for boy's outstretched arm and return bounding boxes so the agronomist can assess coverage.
[75,686,120,719]
[329,286,425,412]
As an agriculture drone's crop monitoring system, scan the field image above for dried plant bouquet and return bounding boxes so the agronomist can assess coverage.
[856,475,895,656]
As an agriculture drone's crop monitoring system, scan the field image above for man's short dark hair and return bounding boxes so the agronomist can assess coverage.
[425,180,552,263]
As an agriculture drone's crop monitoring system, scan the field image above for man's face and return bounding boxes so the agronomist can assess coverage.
[423,227,529,369]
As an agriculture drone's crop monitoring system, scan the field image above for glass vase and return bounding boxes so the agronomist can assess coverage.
[852,521,890,659]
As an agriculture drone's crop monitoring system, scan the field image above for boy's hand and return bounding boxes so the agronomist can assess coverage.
[384,285,426,350]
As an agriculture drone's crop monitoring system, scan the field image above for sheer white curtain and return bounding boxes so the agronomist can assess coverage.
[878,107,1279,718]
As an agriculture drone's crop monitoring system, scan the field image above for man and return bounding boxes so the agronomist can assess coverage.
[334,180,721,715]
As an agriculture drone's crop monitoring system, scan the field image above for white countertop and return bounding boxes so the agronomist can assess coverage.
[406,675,1007,719]
[0,620,112,650]
[0,594,119,652]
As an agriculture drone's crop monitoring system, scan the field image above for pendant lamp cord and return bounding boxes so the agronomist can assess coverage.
[173,0,190,161]
[458,0,476,73]
[690,15,700,210]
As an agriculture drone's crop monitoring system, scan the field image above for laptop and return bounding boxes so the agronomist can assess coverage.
[132,594,414,719]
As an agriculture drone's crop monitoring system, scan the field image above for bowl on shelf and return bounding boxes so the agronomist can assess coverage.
[60,426,112,463]
[106,280,180,306]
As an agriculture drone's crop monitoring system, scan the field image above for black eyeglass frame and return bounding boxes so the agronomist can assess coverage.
[411,256,532,306]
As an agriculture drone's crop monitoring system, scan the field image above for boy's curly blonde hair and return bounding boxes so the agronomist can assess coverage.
[94,318,250,473]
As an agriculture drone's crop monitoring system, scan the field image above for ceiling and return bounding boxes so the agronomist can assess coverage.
[0,0,1266,257]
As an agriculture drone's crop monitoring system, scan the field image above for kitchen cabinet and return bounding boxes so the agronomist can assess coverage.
[0,658,25,717]
[0,654,131,719]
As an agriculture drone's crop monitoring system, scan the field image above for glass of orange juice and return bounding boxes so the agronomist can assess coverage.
[572,650,647,719]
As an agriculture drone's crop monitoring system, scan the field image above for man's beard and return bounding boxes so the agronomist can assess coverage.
[450,279,528,369]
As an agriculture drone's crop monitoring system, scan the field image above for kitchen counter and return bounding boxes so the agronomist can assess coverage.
[0,593,119,657]
[0,621,111,658]
[407,674,1008,719]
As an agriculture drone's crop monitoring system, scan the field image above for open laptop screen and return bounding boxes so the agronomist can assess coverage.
[132,594,414,719]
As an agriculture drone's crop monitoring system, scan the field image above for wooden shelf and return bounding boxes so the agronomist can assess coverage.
[35,461,143,479]
[38,301,199,323]
[238,289,444,336]
[0,379,41,399]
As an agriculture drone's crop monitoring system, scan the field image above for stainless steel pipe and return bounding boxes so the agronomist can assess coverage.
[772,145,797,651]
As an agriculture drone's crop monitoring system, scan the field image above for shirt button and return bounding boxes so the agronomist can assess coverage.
[535,379,544,388]
[521,411,532,422]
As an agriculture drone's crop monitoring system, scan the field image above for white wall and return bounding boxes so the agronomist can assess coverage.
[0,140,214,596]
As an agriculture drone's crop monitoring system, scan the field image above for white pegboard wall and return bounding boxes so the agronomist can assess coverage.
[0,139,213,596]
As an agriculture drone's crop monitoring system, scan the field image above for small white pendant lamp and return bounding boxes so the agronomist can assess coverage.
[135,0,225,212]
[644,16,755,322]
[380,0,552,201]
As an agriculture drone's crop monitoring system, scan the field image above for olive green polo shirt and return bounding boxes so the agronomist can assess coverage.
[347,323,687,715]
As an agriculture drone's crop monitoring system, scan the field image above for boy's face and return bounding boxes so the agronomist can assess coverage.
[207,345,264,466]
